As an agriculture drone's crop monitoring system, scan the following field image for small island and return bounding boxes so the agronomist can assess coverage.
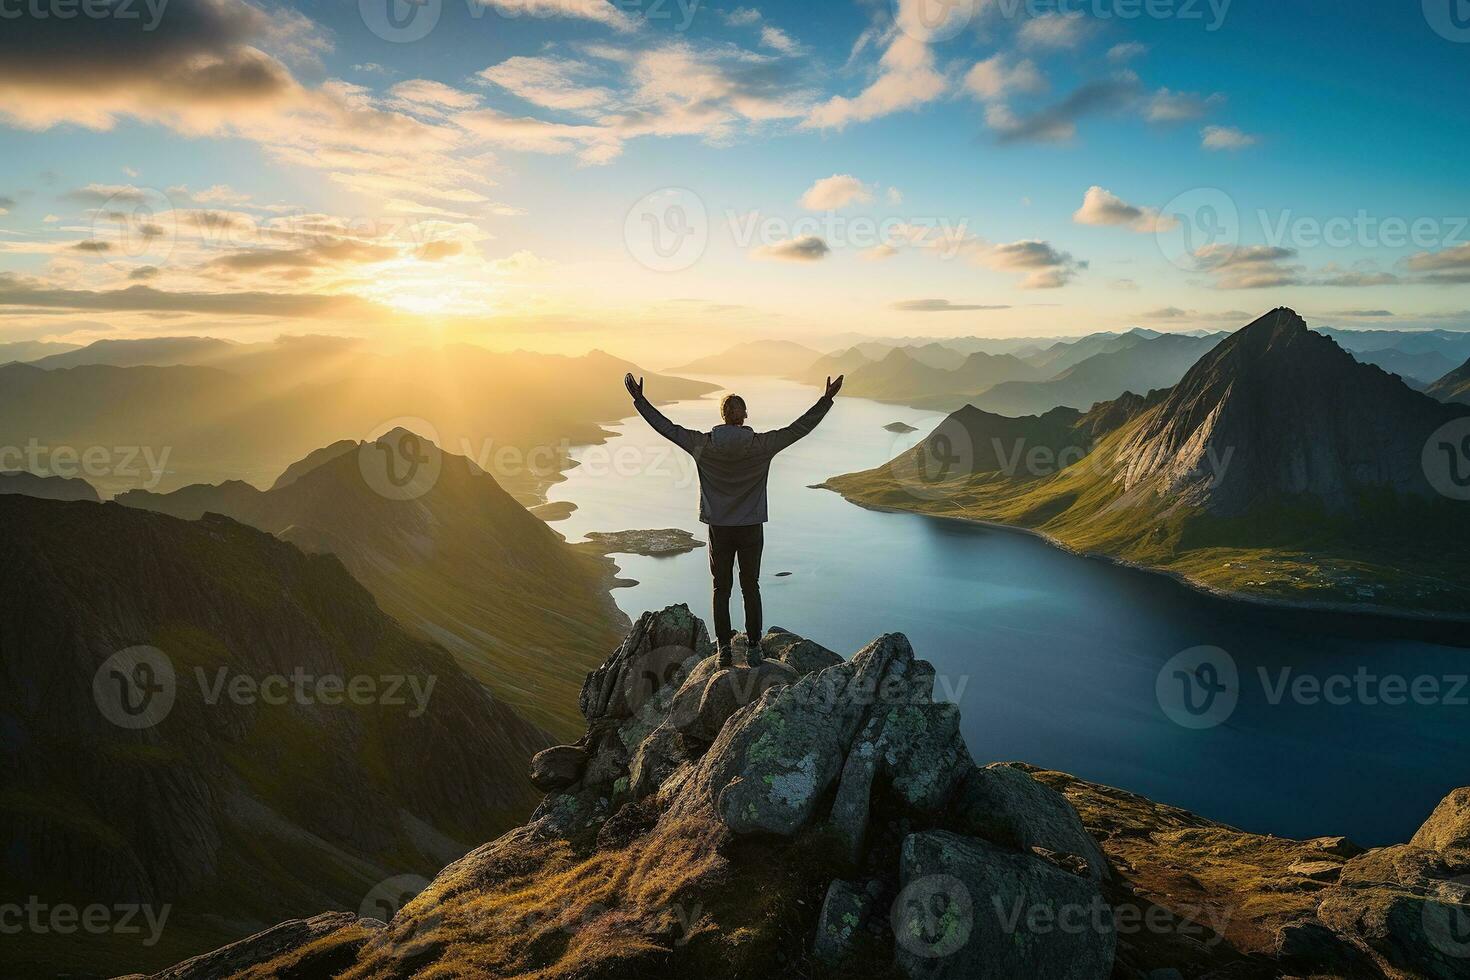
[883,421,919,433]
[580,528,705,557]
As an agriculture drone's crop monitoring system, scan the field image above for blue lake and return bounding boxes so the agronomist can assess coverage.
[550,376,1470,845]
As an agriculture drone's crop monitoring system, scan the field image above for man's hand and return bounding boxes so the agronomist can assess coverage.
[824,374,844,399]
[624,373,644,399]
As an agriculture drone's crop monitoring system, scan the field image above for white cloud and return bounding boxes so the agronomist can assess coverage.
[800,174,873,210]
[486,249,553,275]
[1201,125,1257,151]
[1146,88,1224,122]
[1107,42,1148,62]
[1072,186,1178,233]
[964,55,1046,102]
[390,78,482,112]
[478,56,613,113]
[723,7,762,26]
[886,187,904,205]
[473,0,637,32]
[760,25,802,56]
[1020,13,1092,49]
[805,34,946,130]
[863,243,899,261]
[462,40,814,165]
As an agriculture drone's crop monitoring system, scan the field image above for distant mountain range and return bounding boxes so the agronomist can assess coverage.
[0,339,81,364]
[801,331,1223,417]
[832,347,1045,404]
[962,333,1224,417]
[0,339,716,497]
[0,494,549,976]
[0,469,100,501]
[27,335,263,370]
[669,339,823,375]
[827,309,1470,615]
[119,430,625,738]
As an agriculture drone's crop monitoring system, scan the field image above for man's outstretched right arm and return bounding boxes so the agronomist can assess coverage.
[624,373,706,454]
[759,375,843,455]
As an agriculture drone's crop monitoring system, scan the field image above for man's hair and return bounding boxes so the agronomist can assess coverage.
[720,393,747,424]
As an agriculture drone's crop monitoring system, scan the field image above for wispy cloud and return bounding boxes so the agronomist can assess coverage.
[1201,125,1257,150]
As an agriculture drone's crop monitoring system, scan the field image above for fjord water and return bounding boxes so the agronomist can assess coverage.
[550,377,1470,845]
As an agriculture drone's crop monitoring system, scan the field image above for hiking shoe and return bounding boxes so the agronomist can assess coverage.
[746,643,763,667]
[717,648,733,670]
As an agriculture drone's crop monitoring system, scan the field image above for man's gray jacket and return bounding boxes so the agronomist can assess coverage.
[632,394,834,526]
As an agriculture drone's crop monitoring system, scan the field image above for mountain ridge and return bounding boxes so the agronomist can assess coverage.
[0,494,550,977]
[826,308,1470,614]
[119,430,627,737]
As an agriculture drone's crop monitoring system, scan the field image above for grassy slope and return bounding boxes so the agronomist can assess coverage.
[825,414,1470,615]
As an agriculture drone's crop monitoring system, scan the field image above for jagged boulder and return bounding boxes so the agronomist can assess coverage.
[951,763,1109,881]
[1317,884,1470,980]
[528,744,589,793]
[814,878,880,964]
[1411,786,1470,855]
[760,627,844,674]
[690,633,925,836]
[668,661,799,741]
[893,830,1114,980]
[579,604,713,722]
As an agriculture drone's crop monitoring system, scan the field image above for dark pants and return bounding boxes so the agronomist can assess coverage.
[708,523,763,649]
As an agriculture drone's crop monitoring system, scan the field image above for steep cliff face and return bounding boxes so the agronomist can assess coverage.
[0,495,549,977]
[1113,308,1463,515]
[1428,357,1470,405]
[119,430,627,738]
[143,607,1470,980]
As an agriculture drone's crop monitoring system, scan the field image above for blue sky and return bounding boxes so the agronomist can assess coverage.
[0,0,1467,360]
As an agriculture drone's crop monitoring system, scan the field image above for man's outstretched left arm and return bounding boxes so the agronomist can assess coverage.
[760,375,842,455]
[624,373,707,455]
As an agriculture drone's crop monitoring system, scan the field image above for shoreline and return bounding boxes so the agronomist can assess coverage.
[820,483,1470,636]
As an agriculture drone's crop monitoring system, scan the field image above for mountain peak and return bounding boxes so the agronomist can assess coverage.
[1227,306,1310,351]
[1113,308,1463,513]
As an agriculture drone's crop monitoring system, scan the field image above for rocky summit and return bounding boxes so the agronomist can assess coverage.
[143,606,1470,979]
